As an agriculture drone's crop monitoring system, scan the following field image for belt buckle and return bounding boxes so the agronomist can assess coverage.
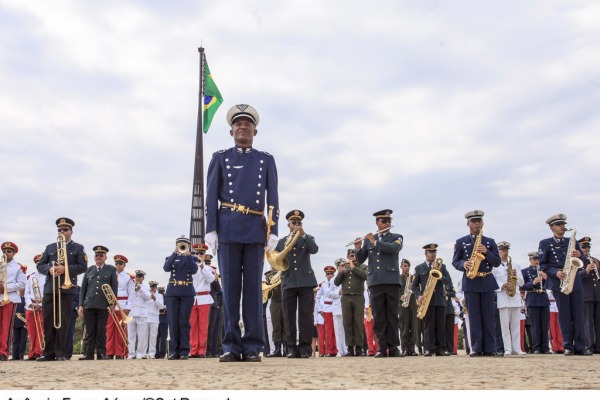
[236,204,249,214]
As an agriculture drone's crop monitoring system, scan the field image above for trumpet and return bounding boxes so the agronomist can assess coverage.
[589,253,600,280]
[102,284,131,348]
[346,226,394,247]
[177,241,190,254]
[31,276,45,350]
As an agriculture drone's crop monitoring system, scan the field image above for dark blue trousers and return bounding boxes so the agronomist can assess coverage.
[156,322,168,358]
[528,306,550,352]
[166,295,194,357]
[206,306,222,356]
[465,291,496,354]
[218,242,264,356]
[554,290,586,352]
[12,327,27,359]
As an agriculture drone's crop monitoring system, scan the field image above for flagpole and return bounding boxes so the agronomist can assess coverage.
[189,47,206,244]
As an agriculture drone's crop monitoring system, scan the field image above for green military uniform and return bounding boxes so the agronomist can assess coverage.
[399,273,419,355]
[265,269,287,357]
[334,252,367,355]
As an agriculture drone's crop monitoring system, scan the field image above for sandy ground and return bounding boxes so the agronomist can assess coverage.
[1,351,599,390]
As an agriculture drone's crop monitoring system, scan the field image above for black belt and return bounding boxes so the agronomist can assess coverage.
[220,202,264,216]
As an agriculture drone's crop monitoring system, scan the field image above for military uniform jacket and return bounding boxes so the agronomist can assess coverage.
[399,274,417,309]
[130,283,151,318]
[445,284,456,315]
[411,262,452,308]
[2,259,27,303]
[80,264,118,310]
[163,253,198,297]
[37,240,87,295]
[147,292,164,324]
[278,233,318,290]
[356,232,403,287]
[333,263,367,295]
[116,270,135,310]
[538,236,584,292]
[521,266,550,307]
[25,272,47,310]
[209,279,222,309]
[206,147,279,244]
[493,260,525,308]
[581,257,600,302]
[192,266,216,306]
[452,234,501,293]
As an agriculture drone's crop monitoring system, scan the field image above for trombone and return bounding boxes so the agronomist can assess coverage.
[346,226,394,247]
[52,233,74,329]
[31,276,45,350]
[102,284,132,348]
[0,254,9,306]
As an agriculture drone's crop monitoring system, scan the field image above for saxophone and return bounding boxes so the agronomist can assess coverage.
[506,256,518,297]
[401,274,413,308]
[417,258,443,319]
[560,228,583,295]
[466,230,486,279]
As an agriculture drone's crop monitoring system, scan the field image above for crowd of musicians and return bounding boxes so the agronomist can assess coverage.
[1,105,599,362]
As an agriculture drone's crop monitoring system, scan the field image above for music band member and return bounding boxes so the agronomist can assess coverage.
[36,218,87,361]
[205,104,279,363]
[399,259,418,356]
[412,243,452,356]
[189,243,215,358]
[452,210,501,357]
[163,237,197,360]
[155,286,168,359]
[279,210,318,358]
[0,242,27,361]
[521,251,551,354]
[78,245,118,360]
[538,213,590,356]
[492,241,525,356]
[106,254,134,359]
[127,270,151,359]
[355,209,403,358]
[25,254,46,360]
[334,249,367,356]
[146,281,164,359]
[578,237,600,354]
[315,265,338,356]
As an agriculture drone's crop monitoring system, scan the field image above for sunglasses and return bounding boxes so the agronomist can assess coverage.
[378,219,391,224]
[290,221,303,226]
[57,228,70,232]
[326,272,334,276]
[115,261,125,265]
[94,254,105,258]
[196,252,206,255]
[2,249,13,253]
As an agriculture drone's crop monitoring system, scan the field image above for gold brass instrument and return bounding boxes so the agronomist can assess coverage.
[560,228,583,295]
[588,252,600,280]
[466,229,485,279]
[506,256,518,297]
[417,258,443,319]
[265,205,275,247]
[346,226,394,247]
[31,276,45,350]
[401,274,413,308]
[177,240,190,254]
[102,284,131,347]
[261,271,282,303]
[57,234,73,289]
[15,312,27,326]
[51,260,61,329]
[266,226,302,272]
[0,254,9,306]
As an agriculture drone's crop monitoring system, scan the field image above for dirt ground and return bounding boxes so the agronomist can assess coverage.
[1,351,599,390]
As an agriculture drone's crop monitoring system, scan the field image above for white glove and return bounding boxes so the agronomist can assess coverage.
[266,234,278,252]
[206,231,218,255]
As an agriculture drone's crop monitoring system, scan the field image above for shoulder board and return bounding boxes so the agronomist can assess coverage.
[18,263,27,273]
[127,271,135,279]
[217,149,227,153]
[260,150,272,156]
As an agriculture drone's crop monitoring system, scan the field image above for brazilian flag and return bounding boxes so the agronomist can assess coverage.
[203,60,223,133]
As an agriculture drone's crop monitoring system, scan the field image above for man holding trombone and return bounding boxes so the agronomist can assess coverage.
[25,253,46,360]
[36,218,87,361]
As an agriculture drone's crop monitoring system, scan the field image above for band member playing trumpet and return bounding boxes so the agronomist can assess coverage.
[538,213,590,355]
[25,254,46,360]
[355,209,403,358]
[106,254,134,359]
[578,237,600,354]
[78,245,118,360]
[36,218,87,361]
[452,210,501,357]
[0,242,27,361]
[163,236,197,360]
[189,243,216,358]
[205,104,279,363]
[412,244,452,356]
[521,251,550,354]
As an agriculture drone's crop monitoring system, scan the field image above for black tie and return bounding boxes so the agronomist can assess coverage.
[428,263,432,269]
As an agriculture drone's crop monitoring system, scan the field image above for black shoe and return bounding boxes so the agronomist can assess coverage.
[242,352,261,362]
[374,351,387,358]
[388,348,403,357]
[299,351,311,359]
[27,356,38,361]
[542,350,552,354]
[266,350,282,358]
[417,346,423,355]
[423,350,433,357]
[115,355,124,359]
[56,356,66,361]
[79,355,94,360]
[287,349,301,358]
[0,355,8,361]
[533,350,541,354]
[36,356,56,362]
[179,355,189,360]
[401,349,409,356]
[575,350,593,356]
[554,350,564,354]
[356,349,366,356]
[219,352,241,362]
[436,350,451,356]
[469,352,483,357]
[168,354,180,360]
[564,349,574,356]
[347,346,355,356]
[97,354,109,360]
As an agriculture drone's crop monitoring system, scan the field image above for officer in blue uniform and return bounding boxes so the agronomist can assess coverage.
[538,213,591,356]
[205,104,279,363]
[36,217,88,361]
[277,210,318,358]
[452,210,501,357]
[521,251,551,354]
[163,236,198,360]
[355,209,403,358]
[155,286,168,359]
[578,237,600,353]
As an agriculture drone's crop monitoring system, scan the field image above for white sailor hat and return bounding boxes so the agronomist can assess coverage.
[226,104,260,126]
[528,252,539,259]
[546,213,567,225]
[465,210,484,221]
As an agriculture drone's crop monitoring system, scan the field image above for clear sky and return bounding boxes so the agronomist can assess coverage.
[2,0,599,286]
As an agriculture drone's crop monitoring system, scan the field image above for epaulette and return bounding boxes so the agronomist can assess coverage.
[18,263,27,274]
[127,271,135,279]
[261,150,272,156]
[217,149,227,153]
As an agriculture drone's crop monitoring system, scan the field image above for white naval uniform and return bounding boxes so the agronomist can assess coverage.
[145,291,164,358]
[116,270,135,311]
[2,260,27,303]
[24,272,46,311]
[127,282,151,358]
[326,282,347,356]
[493,260,525,354]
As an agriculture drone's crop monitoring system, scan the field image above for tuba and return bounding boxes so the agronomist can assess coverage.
[0,254,9,306]
[266,226,302,272]
[401,274,413,308]
[560,228,583,295]
[466,229,486,279]
[417,258,443,319]
[506,256,518,297]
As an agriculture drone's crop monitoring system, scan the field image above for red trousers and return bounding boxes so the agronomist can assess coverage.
[323,312,337,355]
[0,303,16,357]
[549,312,564,352]
[189,304,210,356]
[26,310,44,358]
[520,320,525,352]
[317,324,326,356]
[453,324,458,353]
[106,310,128,357]
[364,317,378,355]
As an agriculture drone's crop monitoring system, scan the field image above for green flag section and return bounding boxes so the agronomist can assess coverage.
[203,60,223,133]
